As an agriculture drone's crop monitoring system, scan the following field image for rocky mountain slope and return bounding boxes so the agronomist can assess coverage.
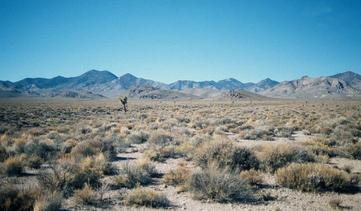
[1,70,360,99]
[261,73,361,98]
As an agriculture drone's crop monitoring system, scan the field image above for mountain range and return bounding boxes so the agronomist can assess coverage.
[1,70,360,99]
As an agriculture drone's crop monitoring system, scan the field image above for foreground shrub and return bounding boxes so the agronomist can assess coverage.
[113,160,157,188]
[347,142,361,160]
[73,184,97,205]
[0,145,8,162]
[24,140,58,160]
[144,145,182,162]
[3,156,25,176]
[127,131,149,144]
[276,163,352,192]
[189,163,252,203]
[195,140,259,171]
[37,158,102,196]
[257,144,315,172]
[149,131,174,146]
[34,191,62,211]
[0,183,41,211]
[239,169,264,186]
[163,162,190,187]
[125,187,170,208]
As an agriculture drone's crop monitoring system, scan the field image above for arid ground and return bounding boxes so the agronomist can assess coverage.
[0,98,361,211]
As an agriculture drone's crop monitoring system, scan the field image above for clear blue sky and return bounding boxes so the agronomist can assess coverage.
[1,0,361,83]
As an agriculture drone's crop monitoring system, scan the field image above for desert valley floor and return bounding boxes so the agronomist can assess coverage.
[0,98,360,211]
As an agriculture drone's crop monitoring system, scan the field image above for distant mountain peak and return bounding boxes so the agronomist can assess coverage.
[119,73,137,79]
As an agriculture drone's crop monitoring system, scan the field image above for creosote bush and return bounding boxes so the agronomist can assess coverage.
[276,163,353,192]
[125,187,170,208]
[189,163,253,203]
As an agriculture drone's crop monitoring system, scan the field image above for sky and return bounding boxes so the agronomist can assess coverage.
[0,0,361,83]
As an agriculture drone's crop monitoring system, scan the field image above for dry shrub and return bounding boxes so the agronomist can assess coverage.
[163,162,190,187]
[0,183,41,211]
[276,163,353,192]
[37,157,102,196]
[195,140,259,171]
[24,139,58,160]
[113,160,157,188]
[71,140,101,157]
[26,155,43,169]
[149,131,174,146]
[62,138,78,153]
[347,142,361,160]
[34,191,62,211]
[189,163,253,203]
[328,198,343,210]
[144,145,181,162]
[256,144,315,172]
[127,131,149,144]
[125,187,170,208]
[0,145,8,162]
[239,169,264,185]
[3,155,26,176]
[79,153,116,176]
[73,184,97,205]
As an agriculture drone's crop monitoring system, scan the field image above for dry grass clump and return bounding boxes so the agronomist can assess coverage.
[149,130,174,146]
[0,183,42,211]
[239,169,264,186]
[144,144,186,162]
[276,163,353,192]
[73,184,97,205]
[347,142,361,160]
[0,145,8,162]
[71,140,101,157]
[23,139,58,160]
[239,128,274,140]
[125,187,170,208]
[189,163,253,203]
[256,144,315,172]
[328,198,343,210]
[33,191,62,211]
[195,140,260,171]
[113,160,157,188]
[127,131,149,144]
[163,162,191,187]
[62,138,78,153]
[3,155,26,176]
[37,156,103,196]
